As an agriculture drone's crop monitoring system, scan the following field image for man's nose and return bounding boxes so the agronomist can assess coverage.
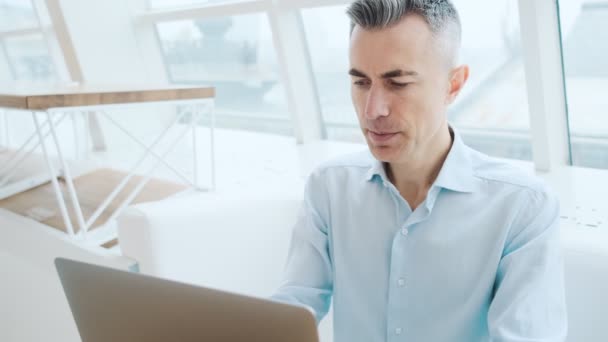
[364,86,390,120]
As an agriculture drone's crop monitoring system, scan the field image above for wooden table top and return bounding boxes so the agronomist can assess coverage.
[0,84,215,111]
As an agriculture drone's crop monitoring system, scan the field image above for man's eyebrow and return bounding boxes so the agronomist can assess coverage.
[348,68,367,78]
[348,68,419,78]
[381,69,418,78]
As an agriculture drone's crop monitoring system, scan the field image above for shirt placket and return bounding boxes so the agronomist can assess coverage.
[385,185,440,340]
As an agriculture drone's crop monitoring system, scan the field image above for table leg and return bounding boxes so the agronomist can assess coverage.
[70,112,79,159]
[84,111,91,159]
[45,110,88,239]
[209,101,216,191]
[1,110,7,148]
[32,111,76,237]
[1,116,58,186]
[84,110,189,230]
[190,106,200,190]
[105,117,195,224]
[100,111,194,187]
[88,111,106,152]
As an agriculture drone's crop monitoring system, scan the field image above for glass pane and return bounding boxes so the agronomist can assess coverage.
[4,34,56,81]
[559,1,608,169]
[148,0,237,10]
[156,14,291,135]
[0,44,13,82]
[301,5,355,142]
[0,0,37,32]
[450,0,531,160]
[302,0,532,160]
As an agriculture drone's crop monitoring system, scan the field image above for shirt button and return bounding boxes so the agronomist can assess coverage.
[398,278,406,287]
[401,227,409,236]
[395,327,402,335]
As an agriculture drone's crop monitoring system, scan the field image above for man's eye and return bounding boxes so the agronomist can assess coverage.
[353,79,370,86]
[390,81,409,88]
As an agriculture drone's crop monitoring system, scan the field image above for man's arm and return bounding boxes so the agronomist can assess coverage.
[270,172,333,324]
[488,187,568,341]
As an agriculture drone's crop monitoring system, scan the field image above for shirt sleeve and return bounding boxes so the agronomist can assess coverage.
[488,186,568,341]
[270,170,334,324]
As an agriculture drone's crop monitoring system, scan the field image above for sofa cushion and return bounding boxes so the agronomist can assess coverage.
[117,188,303,297]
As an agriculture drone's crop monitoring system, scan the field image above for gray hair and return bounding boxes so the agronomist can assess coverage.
[347,0,462,65]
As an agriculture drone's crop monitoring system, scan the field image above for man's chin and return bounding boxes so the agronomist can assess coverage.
[368,144,401,163]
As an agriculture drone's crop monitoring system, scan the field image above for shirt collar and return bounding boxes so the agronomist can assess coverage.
[364,126,477,193]
[364,157,389,183]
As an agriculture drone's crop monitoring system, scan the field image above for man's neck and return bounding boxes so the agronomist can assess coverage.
[386,125,453,210]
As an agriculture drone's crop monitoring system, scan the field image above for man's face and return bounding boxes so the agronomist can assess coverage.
[349,15,458,163]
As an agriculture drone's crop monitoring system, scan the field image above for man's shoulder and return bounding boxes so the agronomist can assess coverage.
[468,148,550,196]
[303,150,374,199]
[468,149,559,234]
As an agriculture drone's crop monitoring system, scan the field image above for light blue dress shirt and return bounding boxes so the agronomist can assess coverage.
[271,128,567,342]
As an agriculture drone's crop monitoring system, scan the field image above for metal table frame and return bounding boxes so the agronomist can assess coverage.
[0,95,215,243]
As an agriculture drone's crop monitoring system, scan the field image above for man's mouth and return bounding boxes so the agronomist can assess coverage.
[367,130,398,143]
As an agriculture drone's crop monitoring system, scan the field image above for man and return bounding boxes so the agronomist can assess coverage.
[271,0,567,341]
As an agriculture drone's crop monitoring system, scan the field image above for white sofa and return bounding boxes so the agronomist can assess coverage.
[117,188,302,297]
[117,189,608,342]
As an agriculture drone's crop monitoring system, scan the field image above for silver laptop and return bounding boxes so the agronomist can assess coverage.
[55,258,319,342]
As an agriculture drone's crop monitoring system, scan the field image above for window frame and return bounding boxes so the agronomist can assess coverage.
[119,0,576,171]
[0,0,68,82]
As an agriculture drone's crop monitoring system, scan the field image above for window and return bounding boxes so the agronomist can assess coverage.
[156,14,292,135]
[0,0,38,32]
[559,0,608,169]
[148,0,238,10]
[4,34,55,81]
[302,0,533,160]
[0,0,59,82]
[301,5,354,142]
[450,0,531,160]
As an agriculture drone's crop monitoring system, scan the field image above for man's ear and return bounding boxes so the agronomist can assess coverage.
[446,64,469,105]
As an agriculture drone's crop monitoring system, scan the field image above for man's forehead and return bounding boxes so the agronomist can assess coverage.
[349,35,428,76]
[349,16,448,73]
